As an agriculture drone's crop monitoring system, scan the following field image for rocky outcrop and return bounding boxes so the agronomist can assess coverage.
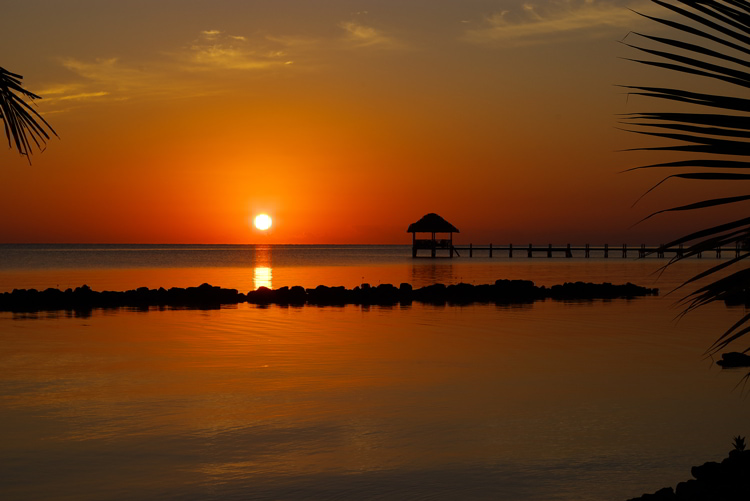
[0,283,244,313]
[627,449,750,500]
[0,280,658,313]
[247,280,657,306]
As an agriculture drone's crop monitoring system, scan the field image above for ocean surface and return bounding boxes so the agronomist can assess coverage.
[1,244,749,500]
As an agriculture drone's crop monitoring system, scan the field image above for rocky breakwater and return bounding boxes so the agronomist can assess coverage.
[0,280,658,313]
[246,280,658,306]
[0,283,245,313]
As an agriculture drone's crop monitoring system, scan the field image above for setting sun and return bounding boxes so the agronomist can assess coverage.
[254,214,272,231]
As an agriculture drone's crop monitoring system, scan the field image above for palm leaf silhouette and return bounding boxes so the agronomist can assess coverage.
[0,67,57,162]
[622,0,750,358]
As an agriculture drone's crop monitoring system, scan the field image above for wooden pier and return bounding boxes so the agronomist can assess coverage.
[449,242,740,259]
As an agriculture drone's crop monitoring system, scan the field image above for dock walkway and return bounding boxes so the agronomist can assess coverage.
[448,243,738,258]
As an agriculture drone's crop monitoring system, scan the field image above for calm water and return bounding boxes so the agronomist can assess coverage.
[1,245,749,500]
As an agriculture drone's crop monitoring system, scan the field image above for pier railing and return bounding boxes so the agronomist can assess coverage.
[449,242,739,258]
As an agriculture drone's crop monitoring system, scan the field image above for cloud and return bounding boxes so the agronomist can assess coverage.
[36,83,85,97]
[38,30,301,111]
[35,57,157,106]
[61,57,148,90]
[201,29,222,39]
[463,0,654,47]
[339,21,402,48]
[41,56,190,109]
[35,82,110,106]
[186,45,291,70]
[181,31,293,70]
[57,91,110,101]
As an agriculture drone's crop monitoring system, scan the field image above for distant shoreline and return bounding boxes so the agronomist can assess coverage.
[0,280,659,313]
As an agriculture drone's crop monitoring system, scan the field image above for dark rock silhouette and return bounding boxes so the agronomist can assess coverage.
[0,282,244,313]
[0,280,657,313]
[627,449,750,500]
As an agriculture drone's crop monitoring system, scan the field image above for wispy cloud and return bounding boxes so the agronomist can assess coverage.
[36,57,193,112]
[339,21,403,49]
[57,91,110,101]
[35,82,110,107]
[61,57,151,90]
[201,29,222,39]
[56,56,177,105]
[180,30,293,70]
[463,0,654,47]
[32,57,159,108]
[37,83,86,97]
[40,30,298,110]
[39,22,397,112]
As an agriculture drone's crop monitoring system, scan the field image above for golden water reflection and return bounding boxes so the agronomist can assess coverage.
[410,262,456,285]
[252,245,273,290]
[2,271,750,500]
[253,266,272,290]
[2,299,748,501]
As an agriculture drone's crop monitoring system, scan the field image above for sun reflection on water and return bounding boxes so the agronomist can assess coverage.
[253,266,272,290]
[253,245,273,290]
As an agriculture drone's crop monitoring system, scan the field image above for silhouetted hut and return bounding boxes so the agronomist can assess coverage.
[407,213,460,258]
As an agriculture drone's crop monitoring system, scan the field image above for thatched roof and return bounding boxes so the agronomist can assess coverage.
[407,213,459,233]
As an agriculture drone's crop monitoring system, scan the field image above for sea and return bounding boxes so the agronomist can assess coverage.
[1,244,749,501]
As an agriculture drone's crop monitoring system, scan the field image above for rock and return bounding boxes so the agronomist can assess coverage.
[675,479,705,499]
[0,279,659,312]
[691,461,722,483]
[626,486,676,500]
[629,448,750,500]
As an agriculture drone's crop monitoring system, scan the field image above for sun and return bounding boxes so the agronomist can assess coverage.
[254,213,272,231]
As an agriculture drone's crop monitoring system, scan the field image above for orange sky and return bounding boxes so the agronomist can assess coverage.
[0,0,741,244]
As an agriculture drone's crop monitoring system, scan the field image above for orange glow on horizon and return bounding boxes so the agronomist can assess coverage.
[0,2,735,245]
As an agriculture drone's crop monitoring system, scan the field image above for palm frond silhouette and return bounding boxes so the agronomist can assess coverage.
[0,67,57,162]
[621,0,750,357]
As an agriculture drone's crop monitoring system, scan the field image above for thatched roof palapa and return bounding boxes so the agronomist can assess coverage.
[407,213,459,233]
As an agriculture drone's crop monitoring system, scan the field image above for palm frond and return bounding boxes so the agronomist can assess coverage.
[622,120,750,139]
[620,127,750,154]
[623,0,750,356]
[621,112,750,129]
[621,158,750,173]
[636,194,750,224]
[631,172,750,207]
[620,86,750,112]
[0,66,58,163]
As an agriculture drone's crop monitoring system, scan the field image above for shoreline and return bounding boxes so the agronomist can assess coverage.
[627,448,750,500]
[0,279,658,313]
